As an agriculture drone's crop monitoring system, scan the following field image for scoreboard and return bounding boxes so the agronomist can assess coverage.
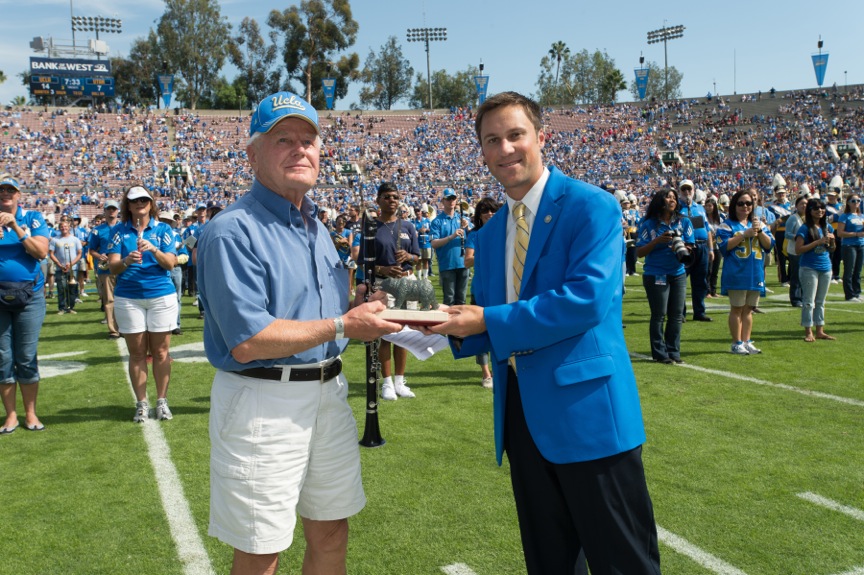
[29,75,115,98]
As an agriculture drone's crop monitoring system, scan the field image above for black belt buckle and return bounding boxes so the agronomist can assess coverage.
[289,358,342,382]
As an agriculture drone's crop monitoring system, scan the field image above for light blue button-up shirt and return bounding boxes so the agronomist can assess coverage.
[197,179,349,371]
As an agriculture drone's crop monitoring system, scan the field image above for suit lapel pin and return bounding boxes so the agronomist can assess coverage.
[544,215,552,223]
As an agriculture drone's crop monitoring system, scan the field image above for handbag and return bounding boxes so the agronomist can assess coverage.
[0,280,36,311]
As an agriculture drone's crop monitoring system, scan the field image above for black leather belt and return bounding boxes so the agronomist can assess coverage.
[232,358,342,382]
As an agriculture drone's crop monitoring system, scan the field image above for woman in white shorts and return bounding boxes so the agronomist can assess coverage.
[108,186,179,422]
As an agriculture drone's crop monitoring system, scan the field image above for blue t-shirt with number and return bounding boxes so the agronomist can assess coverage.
[796,224,834,272]
[716,219,774,295]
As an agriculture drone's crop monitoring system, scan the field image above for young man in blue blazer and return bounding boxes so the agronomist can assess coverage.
[429,92,662,574]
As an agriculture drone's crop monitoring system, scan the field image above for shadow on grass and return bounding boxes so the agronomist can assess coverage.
[50,402,210,424]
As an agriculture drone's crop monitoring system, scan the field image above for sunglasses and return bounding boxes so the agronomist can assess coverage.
[129,197,151,204]
[0,187,18,193]
[811,207,826,211]
[849,199,861,204]
[737,201,754,207]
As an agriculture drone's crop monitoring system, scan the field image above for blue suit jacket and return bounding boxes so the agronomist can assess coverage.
[454,167,647,465]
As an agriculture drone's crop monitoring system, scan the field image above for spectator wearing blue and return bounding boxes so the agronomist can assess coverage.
[678,179,713,321]
[182,202,207,296]
[159,211,188,335]
[784,195,808,307]
[833,192,864,301]
[824,181,843,282]
[71,214,90,294]
[415,207,433,280]
[430,188,469,305]
[108,186,179,423]
[88,199,121,339]
[0,174,50,434]
[716,189,775,355]
[795,198,836,342]
[636,189,696,364]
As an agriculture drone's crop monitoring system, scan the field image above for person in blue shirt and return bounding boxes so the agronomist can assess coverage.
[430,188,469,305]
[181,202,207,296]
[621,196,641,276]
[72,214,90,294]
[0,174,50,434]
[795,198,836,342]
[107,186,179,423]
[196,91,400,575]
[88,199,122,339]
[636,188,696,363]
[716,189,775,355]
[825,185,843,282]
[159,210,188,335]
[414,208,433,280]
[833,192,864,301]
[678,179,713,321]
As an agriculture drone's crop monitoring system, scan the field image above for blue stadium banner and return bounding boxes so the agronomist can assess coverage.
[474,75,489,105]
[158,74,174,108]
[322,78,336,110]
[634,68,650,100]
[811,54,829,87]
[30,57,111,77]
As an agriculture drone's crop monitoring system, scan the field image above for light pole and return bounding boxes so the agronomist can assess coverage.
[647,24,684,100]
[407,27,447,110]
[71,16,122,59]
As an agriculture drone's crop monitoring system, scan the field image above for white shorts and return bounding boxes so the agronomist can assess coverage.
[114,293,179,334]
[208,368,366,555]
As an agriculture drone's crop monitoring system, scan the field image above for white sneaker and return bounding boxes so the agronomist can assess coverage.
[730,343,750,355]
[764,288,774,294]
[831,279,840,284]
[133,400,150,423]
[395,382,415,398]
[381,382,397,401]
[481,377,493,389]
[744,341,762,354]
[155,398,173,420]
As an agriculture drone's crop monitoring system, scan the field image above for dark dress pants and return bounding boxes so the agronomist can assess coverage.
[788,254,803,306]
[504,368,662,575]
[686,243,709,318]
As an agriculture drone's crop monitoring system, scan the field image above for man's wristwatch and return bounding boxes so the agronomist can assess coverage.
[333,316,345,340]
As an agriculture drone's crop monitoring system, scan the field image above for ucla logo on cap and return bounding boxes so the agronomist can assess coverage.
[270,93,307,112]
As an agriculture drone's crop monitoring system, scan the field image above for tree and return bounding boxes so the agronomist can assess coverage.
[358,36,413,110]
[409,66,479,110]
[268,0,360,108]
[112,31,163,108]
[548,41,569,86]
[11,96,26,107]
[536,49,625,106]
[629,60,683,101]
[599,68,627,105]
[0,70,6,84]
[155,0,232,109]
[230,17,280,107]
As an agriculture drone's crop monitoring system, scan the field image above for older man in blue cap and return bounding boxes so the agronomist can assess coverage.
[430,187,470,305]
[196,92,401,575]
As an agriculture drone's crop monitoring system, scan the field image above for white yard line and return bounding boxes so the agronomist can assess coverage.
[797,492,864,522]
[657,526,749,575]
[116,339,215,575]
[631,353,864,407]
[441,563,479,575]
[831,567,864,575]
[40,350,87,359]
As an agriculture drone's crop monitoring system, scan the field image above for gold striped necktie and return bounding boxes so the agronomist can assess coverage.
[512,202,529,298]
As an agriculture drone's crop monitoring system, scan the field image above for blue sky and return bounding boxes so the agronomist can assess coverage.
[0,0,861,109]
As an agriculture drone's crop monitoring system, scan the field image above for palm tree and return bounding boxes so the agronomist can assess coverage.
[548,41,569,86]
[0,70,7,84]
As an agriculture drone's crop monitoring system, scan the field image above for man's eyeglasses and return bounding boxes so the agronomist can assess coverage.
[129,197,151,205]
[737,201,754,207]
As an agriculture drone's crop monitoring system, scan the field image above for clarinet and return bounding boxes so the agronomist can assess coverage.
[359,208,385,448]
[459,198,466,257]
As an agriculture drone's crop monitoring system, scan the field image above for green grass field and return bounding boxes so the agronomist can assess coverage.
[1,269,862,575]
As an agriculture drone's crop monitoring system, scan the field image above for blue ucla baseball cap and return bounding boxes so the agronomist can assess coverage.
[0,174,21,190]
[442,188,457,198]
[250,91,319,137]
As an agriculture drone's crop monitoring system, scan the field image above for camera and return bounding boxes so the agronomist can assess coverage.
[667,230,692,263]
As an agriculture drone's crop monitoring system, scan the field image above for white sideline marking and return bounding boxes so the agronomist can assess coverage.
[41,350,87,359]
[797,492,864,522]
[441,564,478,575]
[832,568,864,575]
[657,526,749,575]
[632,353,864,407]
[117,339,215,575]
[826,306,864,315]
